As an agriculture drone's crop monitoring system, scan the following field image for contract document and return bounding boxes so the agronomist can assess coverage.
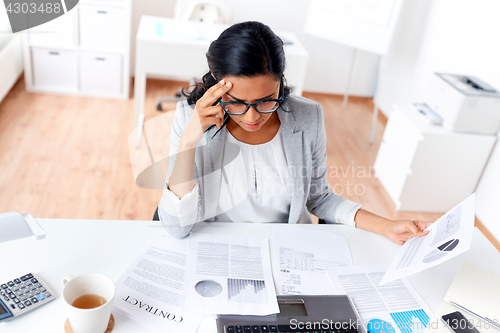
[272,225,353,295]
[113,232,203,333]
[328,265,433,333]
[182,232,279,315]
[380,194,475,285]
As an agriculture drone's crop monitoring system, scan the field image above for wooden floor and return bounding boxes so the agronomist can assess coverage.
[1,75,498,250]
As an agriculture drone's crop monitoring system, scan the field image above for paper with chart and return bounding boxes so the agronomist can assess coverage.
[328,265,433,333]
[182,232,279,315]
[272,225,353,295]
[113,232,202,333]
[380,194,475,285]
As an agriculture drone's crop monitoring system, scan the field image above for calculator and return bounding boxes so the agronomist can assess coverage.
[0,273,56,322]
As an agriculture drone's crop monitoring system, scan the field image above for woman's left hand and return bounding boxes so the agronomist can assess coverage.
[386,220,434,245]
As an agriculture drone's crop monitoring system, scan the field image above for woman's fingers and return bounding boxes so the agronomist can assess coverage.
[199,80,232,107]
[416,220,433,231]
[408,221,429,237]
[200,106,224,128]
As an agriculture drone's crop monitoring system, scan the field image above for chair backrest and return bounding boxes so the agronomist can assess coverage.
[174,0,232,24]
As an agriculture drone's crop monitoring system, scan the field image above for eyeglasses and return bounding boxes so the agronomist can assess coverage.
[219,80,284,115]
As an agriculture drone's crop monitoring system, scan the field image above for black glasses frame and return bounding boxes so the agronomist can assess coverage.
[219,79,284,115]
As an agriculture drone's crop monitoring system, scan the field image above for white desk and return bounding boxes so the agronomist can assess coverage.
[2,220,500,333]
[133,16,309,147]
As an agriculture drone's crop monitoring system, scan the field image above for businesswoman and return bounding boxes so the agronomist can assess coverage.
[157,21,432,244]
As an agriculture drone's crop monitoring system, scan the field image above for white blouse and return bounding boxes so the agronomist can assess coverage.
[214,127,311,223]
[163,128,361,226]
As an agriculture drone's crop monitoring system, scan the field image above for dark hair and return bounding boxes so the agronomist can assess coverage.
[182,21,291,135]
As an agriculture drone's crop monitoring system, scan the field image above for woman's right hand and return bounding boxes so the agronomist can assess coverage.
[181,79,233,146]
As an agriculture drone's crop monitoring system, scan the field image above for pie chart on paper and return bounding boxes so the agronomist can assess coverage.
[423,239,459,263]
[195,280,223,297]
[367,319,396,333]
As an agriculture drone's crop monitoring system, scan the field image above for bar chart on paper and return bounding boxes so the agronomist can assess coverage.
[228,278,267,303]
[390,309,430,333]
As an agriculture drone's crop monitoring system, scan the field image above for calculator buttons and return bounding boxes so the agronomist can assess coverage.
[3,273,55,316]
[20,274,33,282]
[251,325,260,332]
[20,274,33,281]
[244,326,252,333]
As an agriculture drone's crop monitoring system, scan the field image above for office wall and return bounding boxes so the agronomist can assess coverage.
[130,0,379,96]
[375,0,500,240]
[376,0,500,115]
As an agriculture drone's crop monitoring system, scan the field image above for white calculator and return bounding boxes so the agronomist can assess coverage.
[0,273,56,321]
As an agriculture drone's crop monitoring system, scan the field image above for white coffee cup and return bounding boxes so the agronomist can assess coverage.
[62,273,115,333]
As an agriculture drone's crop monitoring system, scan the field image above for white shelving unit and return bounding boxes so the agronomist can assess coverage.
[374,104,497,212]
[0,35,23,103]
[23,0,131,99]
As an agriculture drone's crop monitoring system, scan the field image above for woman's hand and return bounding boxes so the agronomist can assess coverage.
[386,220,434,245]
[181,79,232,147]
[354,209,434,245]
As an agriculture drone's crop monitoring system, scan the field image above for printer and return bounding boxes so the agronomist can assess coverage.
[425,73,500,134]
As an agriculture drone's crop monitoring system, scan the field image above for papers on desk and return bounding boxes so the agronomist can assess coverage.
[113,232,202,333]
[328,265,433,333]
[182,232,279,315]
[380,194,475,285]
[272,225,352,295]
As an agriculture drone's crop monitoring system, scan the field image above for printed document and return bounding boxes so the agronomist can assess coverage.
[328,265,433,333]
[272,225,353,295]
[114,232,202,333]
[182,232,279,315]
[380,194,475,285]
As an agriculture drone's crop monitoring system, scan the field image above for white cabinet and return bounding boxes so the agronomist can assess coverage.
[24,0,131,99]
[28,11,75,47]
[32,48,77,89]
[374,104,497,212]
[79,4,125,50]
[79,52,122,94]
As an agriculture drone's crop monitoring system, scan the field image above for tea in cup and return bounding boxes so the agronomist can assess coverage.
[62,273,115,333]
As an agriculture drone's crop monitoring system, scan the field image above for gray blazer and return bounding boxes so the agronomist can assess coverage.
[158,94,360,238]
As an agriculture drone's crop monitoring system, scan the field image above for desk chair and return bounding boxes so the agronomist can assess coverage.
[156,0,232,111]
